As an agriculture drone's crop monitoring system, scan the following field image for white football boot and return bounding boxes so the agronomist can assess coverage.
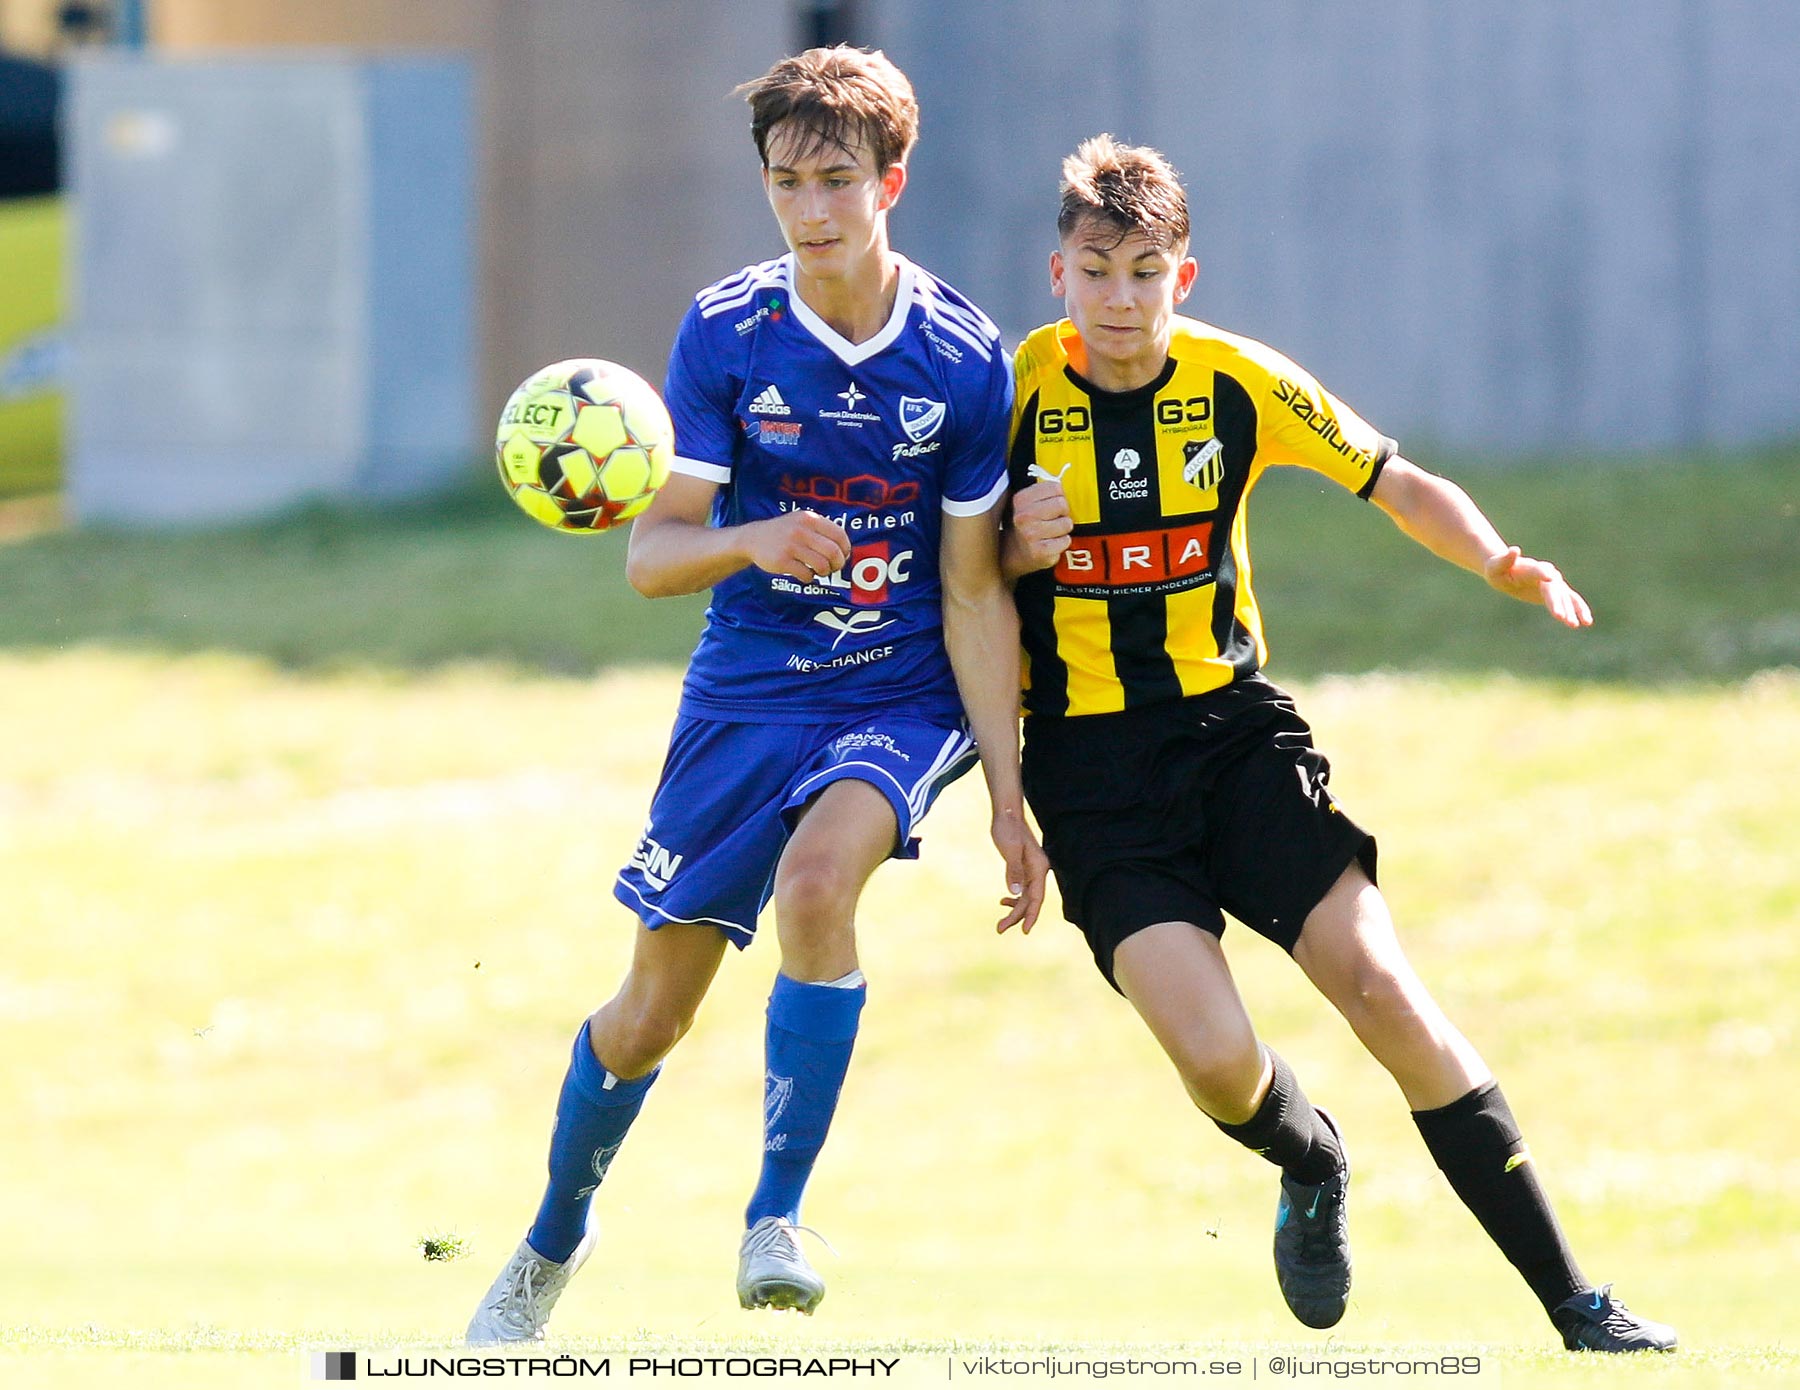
[736,1215,827,1314]
[465,1229,594,1345]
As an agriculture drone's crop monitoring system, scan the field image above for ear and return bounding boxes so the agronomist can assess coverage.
[1173,255,1199,303]
[1049,248,1067,299]
[877,161,907,211]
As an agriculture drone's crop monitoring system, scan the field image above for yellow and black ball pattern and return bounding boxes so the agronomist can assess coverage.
[495,359,673,533]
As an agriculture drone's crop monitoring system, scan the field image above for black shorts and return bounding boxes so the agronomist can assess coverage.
[1021,675,1377,990]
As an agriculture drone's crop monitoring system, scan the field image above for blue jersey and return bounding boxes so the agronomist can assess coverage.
[663,253,1011,727]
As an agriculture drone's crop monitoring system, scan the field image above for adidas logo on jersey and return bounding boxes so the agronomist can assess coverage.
[749,385,792,416]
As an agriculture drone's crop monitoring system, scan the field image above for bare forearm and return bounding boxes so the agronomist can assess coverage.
[625,518,757,597]
[1372,457,1506,576]
[1370,456,1592,623]
[626,503,853,599]
[943,582,1026,812]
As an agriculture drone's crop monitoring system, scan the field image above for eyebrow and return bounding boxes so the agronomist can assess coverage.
[768,162,859,176]
[1074,243,1165,262]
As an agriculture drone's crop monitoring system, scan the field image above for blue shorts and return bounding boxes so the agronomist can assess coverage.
[613,712,978,947]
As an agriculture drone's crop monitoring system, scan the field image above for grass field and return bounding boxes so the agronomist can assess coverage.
[0,449,1794,681]
[1,456,1796,1387]
[0,195,64,500]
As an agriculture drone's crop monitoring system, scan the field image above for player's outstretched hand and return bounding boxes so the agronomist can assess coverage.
[748,508,853,583]
[992,809,1049,935]
[1483,546,1594,629]
[1008,478,1074,574]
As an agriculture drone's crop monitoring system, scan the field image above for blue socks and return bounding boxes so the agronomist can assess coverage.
[526,1020,658,1264]
[745,971,867,1226]
[525,975,866,1255]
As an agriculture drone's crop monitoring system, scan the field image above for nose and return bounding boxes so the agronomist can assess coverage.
[796,182,829,226]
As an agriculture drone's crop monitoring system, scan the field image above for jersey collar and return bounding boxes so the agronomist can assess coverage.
[781,253,917,368]
[1064,353,1179,404]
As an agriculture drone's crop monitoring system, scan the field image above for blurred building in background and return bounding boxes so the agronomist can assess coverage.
[63,53,473,522]
[1,0,1796,520]
[876,1,1800,457]
[139,0,804,449]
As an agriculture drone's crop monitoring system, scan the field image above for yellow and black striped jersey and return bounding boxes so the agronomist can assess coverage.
[1008,315,1397,718]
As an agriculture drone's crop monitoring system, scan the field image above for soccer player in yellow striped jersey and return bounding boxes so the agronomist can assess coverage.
[1010,309,1397,716]
[999,135,1674,1354]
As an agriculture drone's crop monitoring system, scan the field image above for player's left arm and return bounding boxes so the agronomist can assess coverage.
[940,503,1050,933]
[1369,457,1594,629]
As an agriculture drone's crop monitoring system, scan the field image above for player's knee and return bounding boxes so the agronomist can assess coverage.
[774,855,859,932]
[594,998,693,1077]
[1340,961,1424,1034]
[1175,1040,1264,1121]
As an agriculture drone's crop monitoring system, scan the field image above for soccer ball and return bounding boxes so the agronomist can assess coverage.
[495,358,673,533]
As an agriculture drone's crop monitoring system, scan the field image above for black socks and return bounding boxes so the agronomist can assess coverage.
[1213,1048,1344,1185]
[1216,1063,1587,1315]
[1413,1081,1586,1313]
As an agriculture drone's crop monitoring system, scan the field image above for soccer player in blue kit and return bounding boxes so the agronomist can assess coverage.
[467,47,1047,1343]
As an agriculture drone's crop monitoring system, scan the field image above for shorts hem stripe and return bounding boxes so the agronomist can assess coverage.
[907,728,978,819]
[613,876,753,945]
[789,760,915,831]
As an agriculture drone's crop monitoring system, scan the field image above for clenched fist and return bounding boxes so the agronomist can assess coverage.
[1006,479,1074,576]
[748,508,853,583]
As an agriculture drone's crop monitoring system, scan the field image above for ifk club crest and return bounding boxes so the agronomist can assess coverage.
[899,396,946,443]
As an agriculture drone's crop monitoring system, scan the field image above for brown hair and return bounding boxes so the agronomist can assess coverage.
[736,46,919,173]
[1057,134,1190,249]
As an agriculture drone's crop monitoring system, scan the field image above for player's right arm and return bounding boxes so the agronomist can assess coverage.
[629,291,853,598]
[624,475,851,598]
